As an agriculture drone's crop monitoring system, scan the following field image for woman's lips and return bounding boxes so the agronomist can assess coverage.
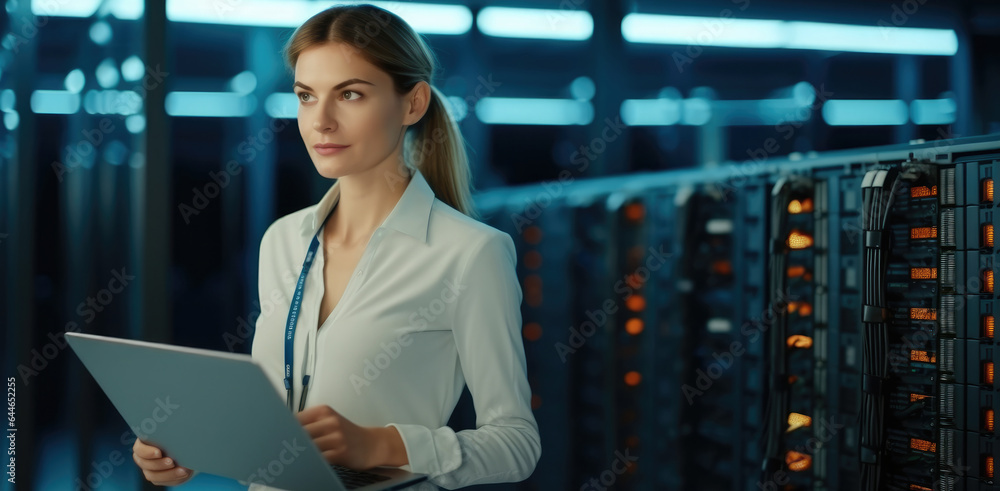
[314,144,350,156]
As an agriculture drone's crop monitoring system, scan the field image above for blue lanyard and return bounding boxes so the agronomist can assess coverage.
[284,206,335,412]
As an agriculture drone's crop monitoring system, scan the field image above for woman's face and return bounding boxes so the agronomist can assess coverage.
[293,42,418,179]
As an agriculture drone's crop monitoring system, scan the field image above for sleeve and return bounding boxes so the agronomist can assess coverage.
[384,231,541,489]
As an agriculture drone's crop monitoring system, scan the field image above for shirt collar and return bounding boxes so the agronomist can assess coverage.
[299,167,435,243]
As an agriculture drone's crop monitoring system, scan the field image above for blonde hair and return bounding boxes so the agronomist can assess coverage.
[282,3,479,220]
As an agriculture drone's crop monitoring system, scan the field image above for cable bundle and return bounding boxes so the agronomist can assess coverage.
[761,177,815,479]
[761,178,793,477]
[859,168,902,491]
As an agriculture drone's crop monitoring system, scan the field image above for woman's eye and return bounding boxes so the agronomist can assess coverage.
[296,91,360,103]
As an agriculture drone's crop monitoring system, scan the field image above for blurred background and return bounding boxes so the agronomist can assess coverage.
[3,0,1000,489]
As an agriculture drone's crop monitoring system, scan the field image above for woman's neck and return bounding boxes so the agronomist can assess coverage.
[325,166,411,247]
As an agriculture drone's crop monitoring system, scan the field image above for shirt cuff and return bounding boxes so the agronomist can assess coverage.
[384,423,462,477]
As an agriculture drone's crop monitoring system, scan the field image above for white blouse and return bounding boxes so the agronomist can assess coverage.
[246,168,540,490]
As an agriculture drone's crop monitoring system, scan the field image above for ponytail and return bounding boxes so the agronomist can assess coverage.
[405,84,478,220]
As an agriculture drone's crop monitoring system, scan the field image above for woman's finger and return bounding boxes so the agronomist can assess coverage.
[132,451,177,472]
[145,465,192,485]
[302,419,338,439]
[132,439,163,460]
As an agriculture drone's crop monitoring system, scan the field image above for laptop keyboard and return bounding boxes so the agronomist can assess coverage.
[331,464,392,489]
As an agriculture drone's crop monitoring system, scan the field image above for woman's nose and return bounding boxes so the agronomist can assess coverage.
[313,117,336,132]
[313,106,337,132]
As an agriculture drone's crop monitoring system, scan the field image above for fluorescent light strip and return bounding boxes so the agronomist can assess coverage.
[477,7,593,40]
[165,92,257,117]
[31,0,143,19]
[35,0,473,34]
[911,98,956,125]
[387,3,473,35]
[265,93,297,119]
[625,93,951,127]
[32,0,101,18]
[30,90,81,114]
[622,96,814,126]
[788,21,958,56]
[682,98,713,125]
[166,0,318,27]
[82,90,143,115]
[623,14,784,48]
[165,0,472,34]
[622,13,958,56]
[475,97,593,125]
[621,99,682,126]
[753,99,812,122]
[822,100,909,126]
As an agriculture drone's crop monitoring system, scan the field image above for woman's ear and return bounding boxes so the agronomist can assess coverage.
[403,81,432,126]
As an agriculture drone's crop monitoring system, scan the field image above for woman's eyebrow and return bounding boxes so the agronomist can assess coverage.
[293,78,375,91]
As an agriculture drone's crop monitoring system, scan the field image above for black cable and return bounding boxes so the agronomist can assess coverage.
[860,171,883,491]
[762,180,791,477]
[859,168,903,491]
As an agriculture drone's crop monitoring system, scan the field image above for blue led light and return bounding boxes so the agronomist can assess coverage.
[622,13,958,56]
[911,98,956,125]
[570,77,596,101]
[30,90,81,114]
[822,100,909,126]
[475,97,593,125]
[64,69,85,94]
[121,56,145,82]
[165,0,471,34]
[166,92,257,117]
[477,6,593,41]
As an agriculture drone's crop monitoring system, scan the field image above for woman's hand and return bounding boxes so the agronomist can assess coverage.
[296,405,387,470]
[132,438,195,486]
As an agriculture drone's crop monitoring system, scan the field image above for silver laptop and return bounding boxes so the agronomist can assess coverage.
[65,332,429,491]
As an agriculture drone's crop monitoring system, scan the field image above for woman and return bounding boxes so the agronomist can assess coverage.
[131,4,540,489]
